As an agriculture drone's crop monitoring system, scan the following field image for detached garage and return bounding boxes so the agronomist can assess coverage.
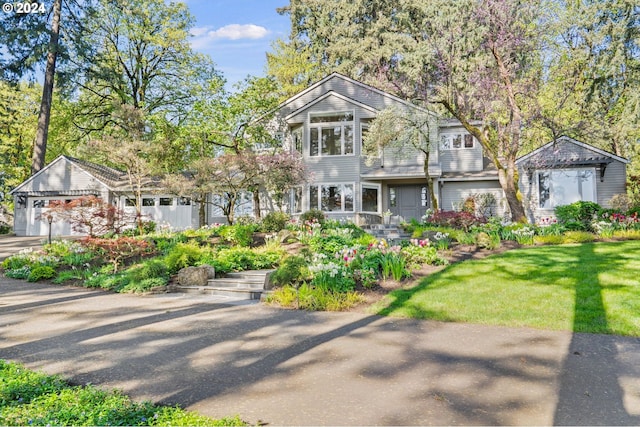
[10,156,197,237]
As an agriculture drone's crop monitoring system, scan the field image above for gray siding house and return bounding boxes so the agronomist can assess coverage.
[10,156,198,236]
[10,74,629,236]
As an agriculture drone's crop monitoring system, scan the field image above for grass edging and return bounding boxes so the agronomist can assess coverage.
[0,359,246,426]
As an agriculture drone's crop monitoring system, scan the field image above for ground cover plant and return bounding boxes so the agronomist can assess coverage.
[374,240,640,336]
[0,359,245,426]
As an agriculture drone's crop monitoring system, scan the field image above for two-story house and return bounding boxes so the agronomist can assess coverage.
[275,72,507,224]
[10,73,628,236]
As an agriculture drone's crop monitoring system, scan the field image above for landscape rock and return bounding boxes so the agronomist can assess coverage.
[176,265,216,287]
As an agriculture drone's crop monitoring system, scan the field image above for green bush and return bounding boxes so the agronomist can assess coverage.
[164,242,207,273]
[126,259,169,283]
[555,201,602,231]
[2,254,34,271]
[270,255,309,286]
[266,283,364,311]
[261,211,291,232]
[219,224,255,247]
[27,266,56,282]
[211,247,282,273]
[308,234,351,255]
[52,269,84,284]
[299,209,325,225]
[4,266,32,280]
[120,276,169,293]
[562,231,596,243]
[533,235,566,245]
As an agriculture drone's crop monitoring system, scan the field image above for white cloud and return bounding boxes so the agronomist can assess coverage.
[189,26,210,37]
[208,24,269,40]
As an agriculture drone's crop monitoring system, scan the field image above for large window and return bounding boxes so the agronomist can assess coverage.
[310,112,354,156]
[537,168,596,209]
[291,126,303,153]
[292,187,303,214]
[361,184,380,213]
[309,184,354,212]
[440,133,475,150]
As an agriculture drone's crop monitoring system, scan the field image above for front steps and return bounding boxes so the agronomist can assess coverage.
[362,224,411,243]
[171,269,274,300]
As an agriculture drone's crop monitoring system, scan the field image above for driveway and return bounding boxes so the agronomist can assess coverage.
[0,235,48,260]
[1,279,639,425]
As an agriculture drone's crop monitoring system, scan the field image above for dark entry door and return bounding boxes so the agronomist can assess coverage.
[388,185,428,221]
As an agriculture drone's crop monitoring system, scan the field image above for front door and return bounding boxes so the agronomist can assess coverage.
[388,185,428,221]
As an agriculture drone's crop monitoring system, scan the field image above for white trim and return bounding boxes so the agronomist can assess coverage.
[279,72,434,117]
[516,136,629,165]
[307,109,356,157]
[360,182,382,214]
[285,91,377,121]
[535,167,597,209]
[308,182,356,213]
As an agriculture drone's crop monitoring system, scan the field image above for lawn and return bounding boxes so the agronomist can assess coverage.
[374,240,640,336]
[0,360,245,426]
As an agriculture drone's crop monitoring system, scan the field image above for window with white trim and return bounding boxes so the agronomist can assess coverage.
[309,112,354,156]
[361,184,380,213]
[291,126,303,153]
[440,133,475,150]
[537,168,596,209]
[291,187,303,214]
[309,184,354,212]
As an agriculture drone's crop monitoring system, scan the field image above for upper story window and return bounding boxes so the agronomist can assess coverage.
[310,112,354,156]
[440,133,475,150]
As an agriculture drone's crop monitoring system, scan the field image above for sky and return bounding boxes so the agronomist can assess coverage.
[183,0,292,88]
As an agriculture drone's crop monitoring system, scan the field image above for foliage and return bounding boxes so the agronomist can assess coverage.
[210,247,282,274]
[39,196,137,237]
[164,242,209,274]
[533,235,566,245]
[299,209,325,225]
[269,255,310,286]
[0,360,245,426]
[562,231,597,244]
[266,283,364,311]
[219,224,256,247]
[425,210,486,232]
[27,266,57,282]
[555,201,602,231]
[261,211,291,232]
[4,266,32,280]
[80,236,154,272]
[52,269,84,284]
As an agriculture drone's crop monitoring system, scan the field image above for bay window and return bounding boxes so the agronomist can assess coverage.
[537,168,596,209]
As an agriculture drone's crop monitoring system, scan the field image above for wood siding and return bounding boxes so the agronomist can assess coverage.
[440,180,506,217]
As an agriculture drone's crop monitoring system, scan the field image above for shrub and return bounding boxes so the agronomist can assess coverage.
[120,276,169,293]
[425,210,486,231]
[401,244,448,268]
[261,211,291,232]
[219,224,255,247]
[299,209,325,225]
[266,283,364,311]
[4,266,31,280]
[612,229,640,240]
[2,254,34,271]
[271,255,309,286]
[533,235,565,245]
[164,242,207,273]
[80,237,154,272]
[562,231,596,243]
[52,269,84,284]
[555,201,602,231]
[126,259,169,283]
[27,265,56,282]
[308,234,351,255]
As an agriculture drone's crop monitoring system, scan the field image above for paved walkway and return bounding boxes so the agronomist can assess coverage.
[0,235,48,260]
[1,279,639,425]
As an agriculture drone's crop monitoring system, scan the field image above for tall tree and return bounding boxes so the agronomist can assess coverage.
[278,0,548,221]
[0,0,94,174]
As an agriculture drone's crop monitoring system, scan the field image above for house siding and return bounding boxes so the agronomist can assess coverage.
[16,158,110,194]
[440,180,505,216]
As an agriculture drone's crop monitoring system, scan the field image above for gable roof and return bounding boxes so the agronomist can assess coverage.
[10,155,161,196]
[278,72,433,116]
[516,136,629,168]
[284,90,379,121]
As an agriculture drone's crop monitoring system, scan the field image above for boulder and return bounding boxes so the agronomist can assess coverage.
[176,265,216,287]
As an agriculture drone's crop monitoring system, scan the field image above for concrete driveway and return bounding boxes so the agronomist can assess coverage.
[1,279,639,425]
[0,234,50,260]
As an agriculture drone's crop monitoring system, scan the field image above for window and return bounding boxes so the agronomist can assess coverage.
[124,198,136,207]
[33,200,46,208]
[309,112,354,156]
[361,185,380,213]
[159,197,173,206]
[389,187,397,207]
[142,198,155,207]
[177,197,191,206]
[537,168,596,209]
[421,186,429,207]
[440,133,475,150]
[309,184,354,212]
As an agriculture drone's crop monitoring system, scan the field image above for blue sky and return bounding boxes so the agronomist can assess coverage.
[183,0,291,88]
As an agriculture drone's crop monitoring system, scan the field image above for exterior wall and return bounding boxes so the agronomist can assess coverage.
[439,180,506,217]
[16,157,109,194]
[518,160,627,223]
[438,126,484,173]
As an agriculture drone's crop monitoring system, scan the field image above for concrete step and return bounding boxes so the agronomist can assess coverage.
[170,269,275,300]
[176,285,264,300]
[207,278,265,289]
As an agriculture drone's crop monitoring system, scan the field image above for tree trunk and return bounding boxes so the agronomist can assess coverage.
[252,189,262,219]
[198,194,207,227]
[497,161,527,223]
[422,151,438,210]
[32,0,62,175]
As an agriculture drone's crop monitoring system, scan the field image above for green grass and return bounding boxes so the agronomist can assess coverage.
[375,241,640,336]
[0,360,246,426]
